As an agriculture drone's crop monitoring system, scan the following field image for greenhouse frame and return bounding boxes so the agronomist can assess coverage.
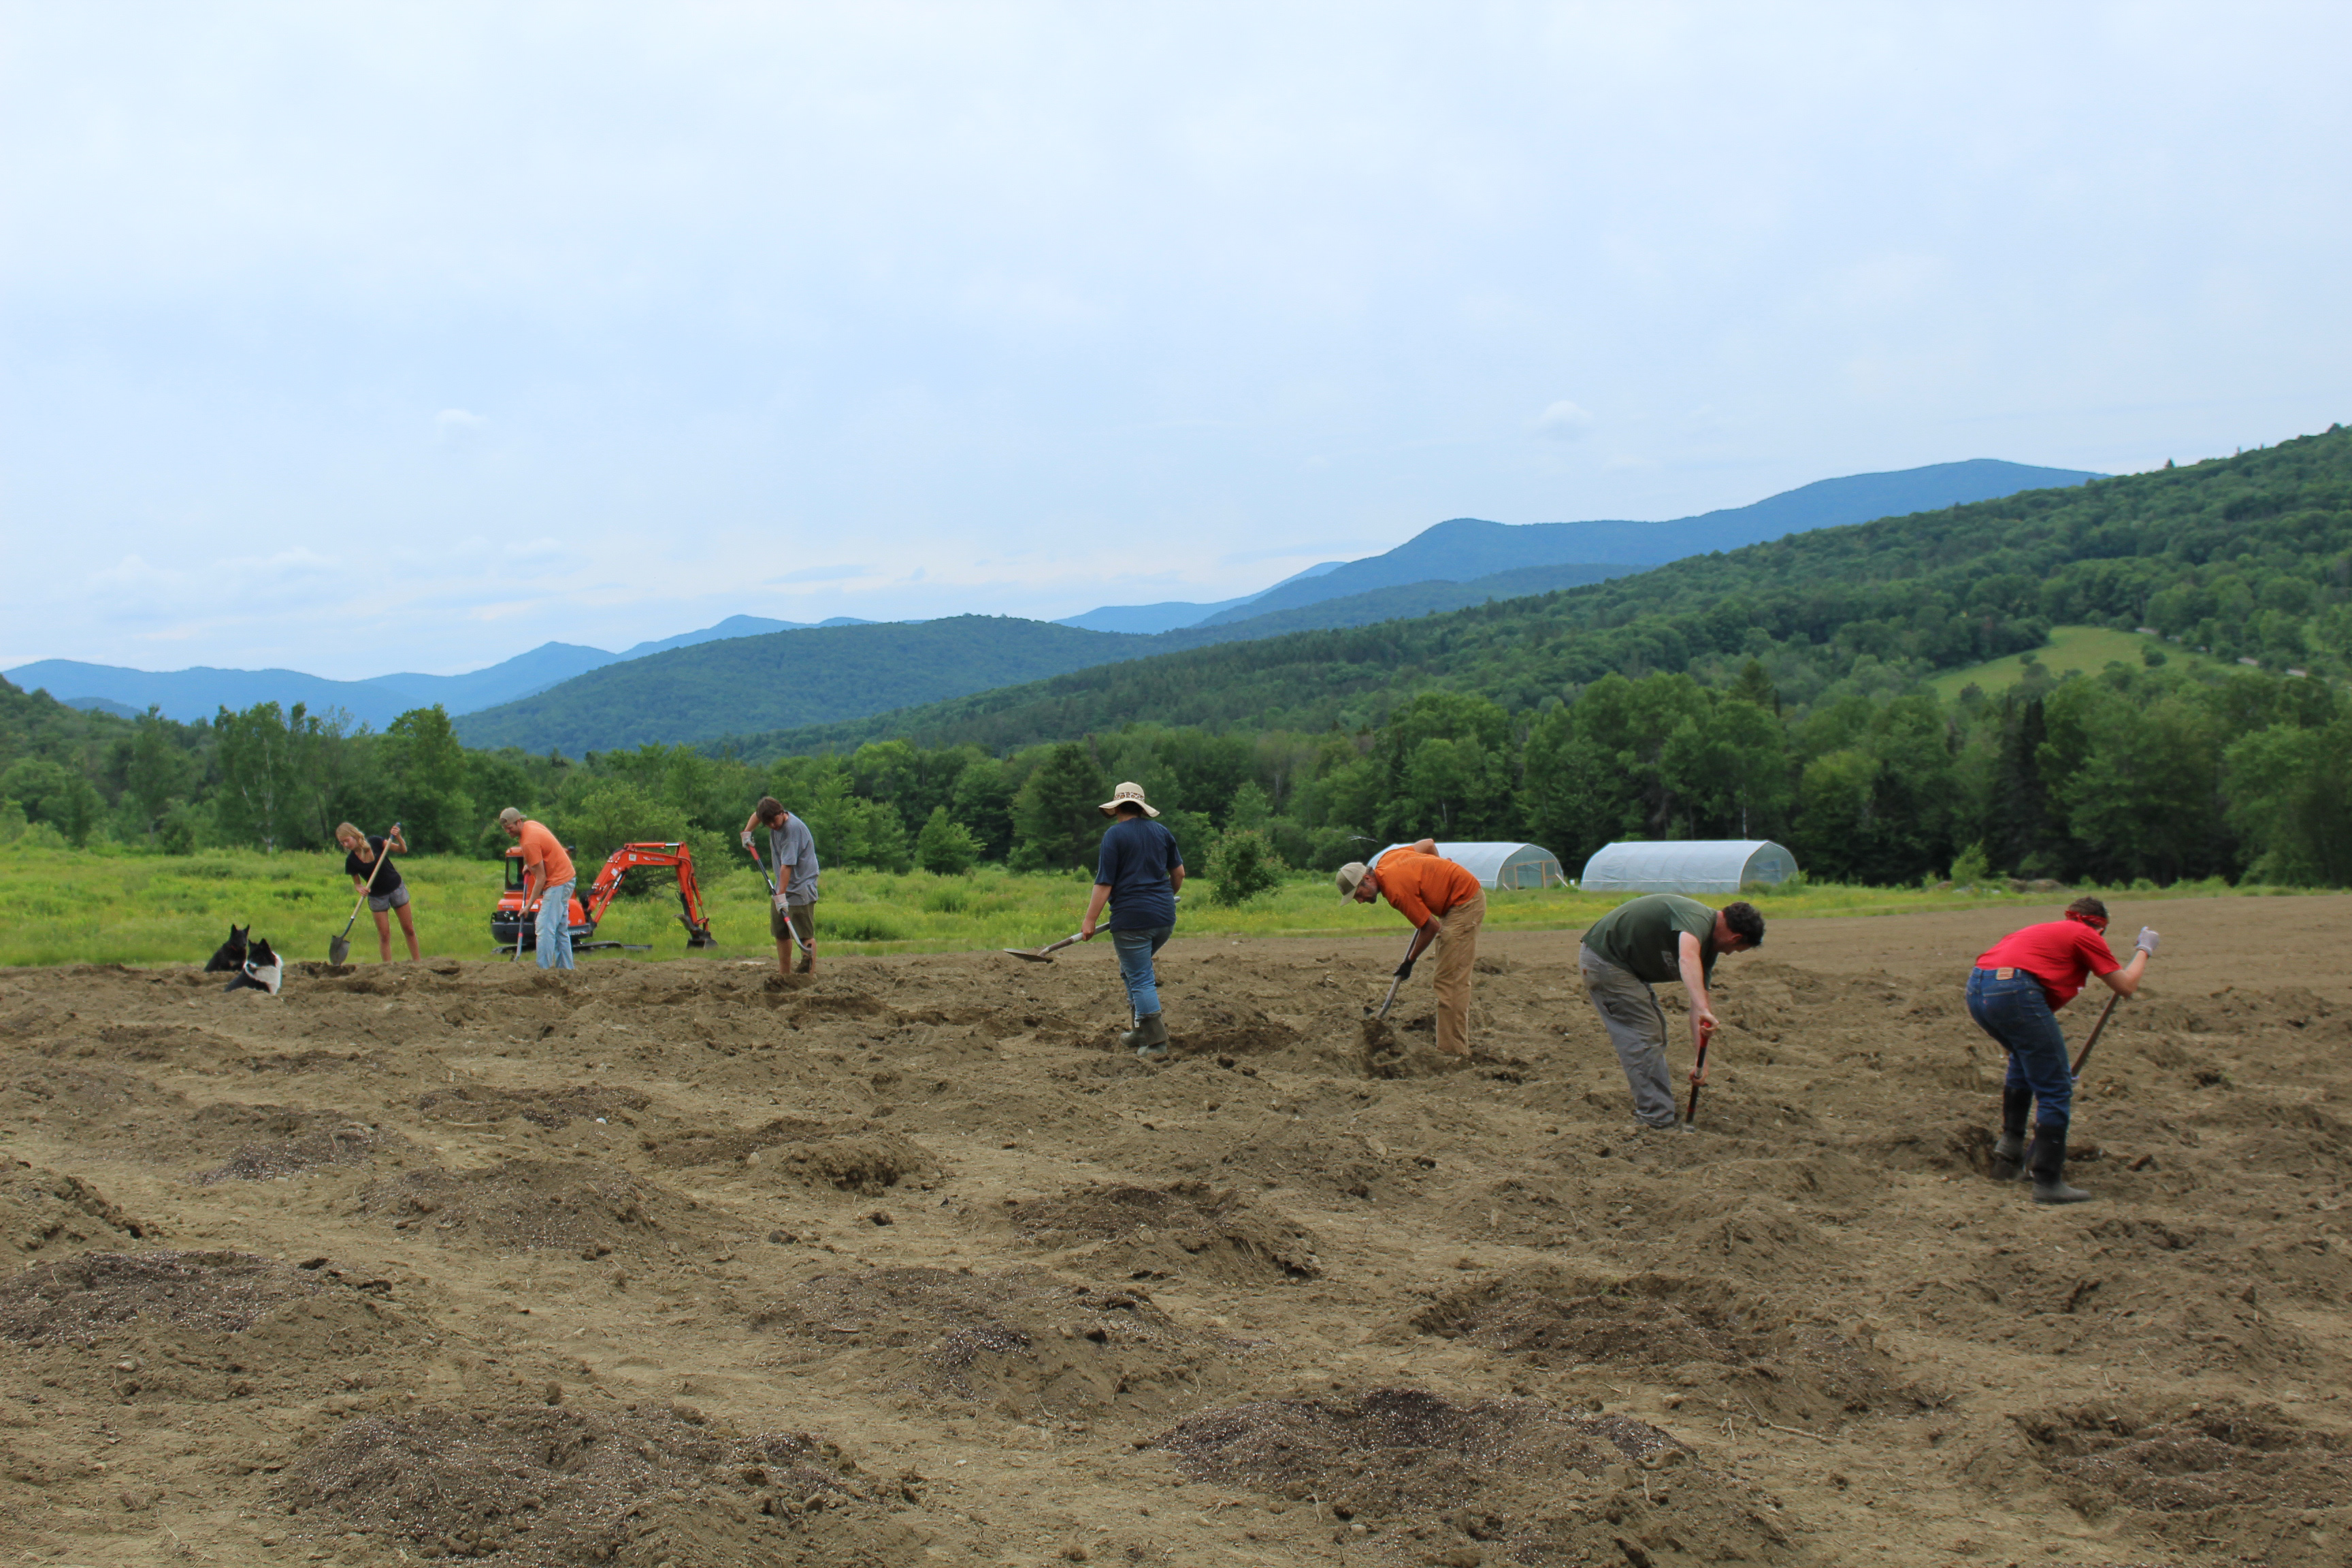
[1370,842,1569,889]
[1576,840,1800,895]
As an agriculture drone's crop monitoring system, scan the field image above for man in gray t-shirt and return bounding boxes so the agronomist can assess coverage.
[742,796,821,976]
[1579,894,1764,1129]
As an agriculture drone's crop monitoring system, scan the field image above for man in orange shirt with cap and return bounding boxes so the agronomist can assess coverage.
[1336,839,1486,1058]
[497,806,577,971]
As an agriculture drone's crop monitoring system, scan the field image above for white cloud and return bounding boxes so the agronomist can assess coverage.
[434,408,489,445]
[1533,401,1596,442]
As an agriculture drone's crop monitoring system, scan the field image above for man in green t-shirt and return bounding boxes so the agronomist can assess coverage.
[1580,894,1766,1129]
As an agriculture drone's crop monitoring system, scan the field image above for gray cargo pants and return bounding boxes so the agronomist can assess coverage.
[1580,945,1680,1128]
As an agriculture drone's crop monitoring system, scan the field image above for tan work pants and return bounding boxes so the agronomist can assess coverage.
[1431,887,1486,1058]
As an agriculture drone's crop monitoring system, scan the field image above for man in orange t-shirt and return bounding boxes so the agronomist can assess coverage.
[1335,840,1486,1058]
[497,807,577,970]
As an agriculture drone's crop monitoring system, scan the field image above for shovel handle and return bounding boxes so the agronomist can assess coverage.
[333,826,400,954]
[2071,992,2121,1081]
[1684,1022,1714,1126]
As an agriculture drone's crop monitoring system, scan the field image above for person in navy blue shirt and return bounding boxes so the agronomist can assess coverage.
[1081,781,1185,1059]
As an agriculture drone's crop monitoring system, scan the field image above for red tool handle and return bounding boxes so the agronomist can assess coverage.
[1684,1019,1714,1126]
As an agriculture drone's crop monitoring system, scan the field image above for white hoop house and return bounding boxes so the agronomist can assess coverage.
[1577,840,1799,894]
[1371,842,1569,889]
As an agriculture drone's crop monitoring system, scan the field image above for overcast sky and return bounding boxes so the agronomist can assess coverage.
[5,2,2349,678]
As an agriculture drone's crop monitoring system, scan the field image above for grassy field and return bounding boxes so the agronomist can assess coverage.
[0,841,2287,968]
[1925,623,2206,702]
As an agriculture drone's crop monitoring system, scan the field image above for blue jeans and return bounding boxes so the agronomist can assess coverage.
[536,880,576,970]
[1966,966,2071,1130]
[1112,925,1173,1019]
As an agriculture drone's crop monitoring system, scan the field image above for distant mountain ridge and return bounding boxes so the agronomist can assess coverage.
[9,456,2097,739]
[5,615,873,729]
[1196,458,2095,625]
[1056,560,1345,634]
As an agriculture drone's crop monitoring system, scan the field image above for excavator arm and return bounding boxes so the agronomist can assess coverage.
[580,843,719,947]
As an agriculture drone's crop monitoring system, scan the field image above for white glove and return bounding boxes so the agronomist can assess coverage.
[740,830,755,850]
[2136,927,2159,956]
[774,893,789,913]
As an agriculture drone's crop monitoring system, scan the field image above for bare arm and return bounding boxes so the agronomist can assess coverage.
[386,826,408,854]
[1678,930,1718,1079]
[2099,949,2149,998]
[1410,838,1437,855]
[1081,883,1111,938]
[1169,865,1184,896]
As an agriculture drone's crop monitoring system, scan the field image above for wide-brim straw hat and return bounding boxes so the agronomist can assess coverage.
[1098,781,1159,817]
[1334,861,1371,898]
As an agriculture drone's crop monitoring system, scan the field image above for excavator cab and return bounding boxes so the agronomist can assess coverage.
[491,841,718,956]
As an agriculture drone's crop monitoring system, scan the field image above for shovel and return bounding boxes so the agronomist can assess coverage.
[1003,932,1084,963]
[329,825,398,964]
[1366,928,1422,1020]
[1682,1019,1716,1131]
[2071,992,2121,1081]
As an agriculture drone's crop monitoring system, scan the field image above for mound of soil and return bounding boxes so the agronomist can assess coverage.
[278,1402,894,1567]
[190,1103,400,1183]
[0,1250,411,1407]
[416,1083,653,1129]
[642,1118,935,1196]
[754,1266,1251,1420]
[0,1250,317,1343]
[0,1160,148,1254]
[359,1160,693,1256]
[1007,1180,1322,1282]
[1361,1017,1477,1079]
[1409,1267,1912,1424]
[0,1066,188,1148]
[1159,1385,1799,1566]
[1174,999,1302,1060]
[2001,1403,2352,1567]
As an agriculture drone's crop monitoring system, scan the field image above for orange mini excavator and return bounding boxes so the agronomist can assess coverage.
[491,841,719,956]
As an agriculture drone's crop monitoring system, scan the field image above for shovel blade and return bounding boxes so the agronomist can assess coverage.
[328,936,350,965]
[1002,932,1082,963]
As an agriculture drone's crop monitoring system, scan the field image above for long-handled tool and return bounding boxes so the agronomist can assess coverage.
[329,823,399,964]
[746,838,811,958]
[1682,1019,1715,1130]
[1366,928,1424,1020]
[1003,932,1083,963]
[2071,992,2121,1081]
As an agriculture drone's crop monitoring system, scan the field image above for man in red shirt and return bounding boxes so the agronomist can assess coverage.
[1336,840,1486,1058]
[1967,895,2157,1203]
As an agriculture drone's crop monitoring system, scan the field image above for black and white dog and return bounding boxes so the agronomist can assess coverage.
[223,935,282,996]
[204,924,250,973]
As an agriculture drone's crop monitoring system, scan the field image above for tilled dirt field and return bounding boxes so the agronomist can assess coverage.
[2,895,2348,1567]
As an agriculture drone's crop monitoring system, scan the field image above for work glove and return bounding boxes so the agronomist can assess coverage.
[2136,927,2159,956]
[1393,956,1416,981]
[740,830,755,851]
[773,893,789,913]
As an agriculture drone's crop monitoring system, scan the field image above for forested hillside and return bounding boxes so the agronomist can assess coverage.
[737,428,2352,757]
[451,616,1139,755]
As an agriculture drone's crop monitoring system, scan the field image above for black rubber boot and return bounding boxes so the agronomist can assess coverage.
[1989,1087,2031,1179]
[1120,1012,1169,1060]
[2028,1123,2092,1205]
